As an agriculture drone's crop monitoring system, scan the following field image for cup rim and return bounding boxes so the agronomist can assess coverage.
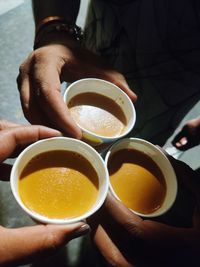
[63,78,136,141]
[104,137,178,218]
[10,137,109,224]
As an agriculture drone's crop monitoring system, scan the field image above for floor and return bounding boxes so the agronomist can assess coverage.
[0,1,199,266]
[0,1,93,267]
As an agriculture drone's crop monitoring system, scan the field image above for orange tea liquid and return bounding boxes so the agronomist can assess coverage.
[108,149,166,214]
[68,92,127,137]
[19,150,99,219]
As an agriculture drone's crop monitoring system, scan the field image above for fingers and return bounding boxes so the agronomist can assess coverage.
[89,193,143,262]
[90,193,200,267]
[18,57,57,126]
[137,219,200,248]
[172,119,200,150]
[97,70,137,102]
[18,49,82,138]
[104,193,142,232]
[112,78,137,103]
[93,193,200,247]
[89,194,136,267]
[31,57,82,138]
[117,194,200,247]
[0,125,61,162]
[173,135,188,149]
[0,120,21,130]
[0,223,90,266]
[172,126,190,150]
[18,45,136,139]
[93,225,134,267]
[75,47,138,102]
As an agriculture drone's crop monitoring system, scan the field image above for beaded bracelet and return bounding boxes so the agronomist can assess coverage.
[34,16,83,49]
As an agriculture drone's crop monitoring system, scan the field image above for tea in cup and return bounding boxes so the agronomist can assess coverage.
[63,78,136,146]
[105,138,177,217]
[11,137,109,224]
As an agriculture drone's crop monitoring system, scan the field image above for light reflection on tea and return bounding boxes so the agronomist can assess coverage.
[68,92,127,137]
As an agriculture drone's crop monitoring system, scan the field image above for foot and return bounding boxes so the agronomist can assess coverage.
[172,117,200,150]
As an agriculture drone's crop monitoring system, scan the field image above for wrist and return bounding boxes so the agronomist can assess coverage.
[34,16,83,50]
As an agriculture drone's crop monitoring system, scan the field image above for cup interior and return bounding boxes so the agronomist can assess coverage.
[63,78,136,141]
[105,138,177,217]
[11,137,109,224]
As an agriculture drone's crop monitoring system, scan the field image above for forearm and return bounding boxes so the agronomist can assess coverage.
[32,0,81,27]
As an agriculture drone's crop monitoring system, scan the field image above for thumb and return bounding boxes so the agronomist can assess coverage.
[101,194,197,247]
[0,222,90,266]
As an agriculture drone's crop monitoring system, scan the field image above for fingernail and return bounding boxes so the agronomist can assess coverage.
[70,224,90,239]
[175,142,181,147]
[59,132,66,137]
[180,138,187,145]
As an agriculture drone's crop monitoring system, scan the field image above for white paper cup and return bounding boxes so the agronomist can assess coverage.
[105,138,177,218]
[63,78,136,146]
[11,137,109,224]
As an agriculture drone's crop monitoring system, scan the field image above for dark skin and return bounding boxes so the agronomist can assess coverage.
[17,0,137,139]
[172,117,200,151]
[89,156,200,267]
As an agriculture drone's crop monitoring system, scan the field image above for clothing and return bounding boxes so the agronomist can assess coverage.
[83,0,200,144]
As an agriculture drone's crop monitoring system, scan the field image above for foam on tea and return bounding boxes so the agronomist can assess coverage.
[68,92,127,137]
[108,148,166,214]
[18,150,99,219]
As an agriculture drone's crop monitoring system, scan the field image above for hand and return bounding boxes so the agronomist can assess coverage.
[0,120,90,266]
[88,156,200,267]
[17,33,137,138]
[172,117,200,150]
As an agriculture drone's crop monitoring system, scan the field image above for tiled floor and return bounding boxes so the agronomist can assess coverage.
[0,1,199,267]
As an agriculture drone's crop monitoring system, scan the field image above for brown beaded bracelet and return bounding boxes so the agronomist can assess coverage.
[34,16,83,49]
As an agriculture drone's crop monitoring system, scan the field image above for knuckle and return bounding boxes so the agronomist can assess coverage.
[19,54,33,75]
[124,219,142,238]
[17,64,27,88]
[32,48,51,65]
[17,57,32,88]
[0,120,9,130]
[32,50,43,63]
[37,81,60,100]
[19,63,27,75]
[43,226,62,251]
[33,46,66,69]
[21,101,29,113]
